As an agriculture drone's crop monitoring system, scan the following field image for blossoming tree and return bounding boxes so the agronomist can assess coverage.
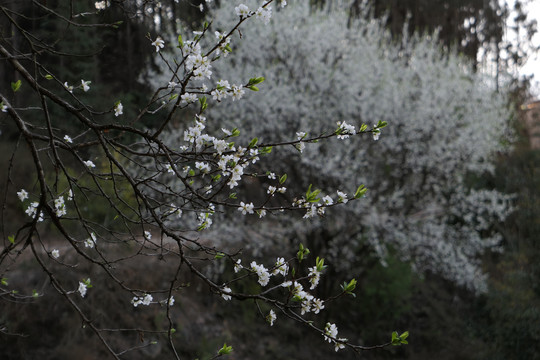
[0,0,414,358]
[156,1,514,293]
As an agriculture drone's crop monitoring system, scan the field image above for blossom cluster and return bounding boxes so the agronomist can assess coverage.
[131,294,153,307]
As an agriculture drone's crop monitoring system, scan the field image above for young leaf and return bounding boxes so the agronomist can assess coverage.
[11,80,21,92]
[376,120,388,128]
[199,96,208,111]
[218,343,233,355]
[248,77,265,86]
[354,185,367,199]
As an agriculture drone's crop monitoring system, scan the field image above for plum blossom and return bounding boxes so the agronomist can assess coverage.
[54,196,66,217]
[238,201,254,215]
[272,257,288,276]
[17,189,28,202]
[336,190,348,204]
[114,102,123,116]
[81,79,91,92]
[95,1,106,10]
[84,233,97,248]
[250,261,271,286]
[221,286,232,300]
[235,4,249,17]
[25,202,44,222]
[132,294,153,307]
[231,84,245,100]
[267,309,276,326]
[234,259,243,273]
[78,279,91,298]
[255,6,272,25]
[181,92,198,104]
[151,37,165,52]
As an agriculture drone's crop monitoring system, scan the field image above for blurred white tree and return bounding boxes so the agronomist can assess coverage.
[159,0,514,292]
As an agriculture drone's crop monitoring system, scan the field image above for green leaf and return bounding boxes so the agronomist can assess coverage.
[188,169,195,177]
[248,137,258,148]
[376,120,388,129]
[11,80,21,92]
[340,278,357,297]
[247,85,259,91]
[315,257,326,272]
[177,34,184,48]
[248,77,265,86]
[169,94,178,101]
[1,278,8,286]
[215,252,225,259]
[218,343,233,355]
[391,331,409,346]
[354,185,367,199]
[297,243,310,262]
[305,184,321,203]
[359,123,368,132]
[279,174,287,184]
[229,192,237,199]
[8,235,15,244]
[199,96,207,111]
[44,74,53,80]
[32,289,39,298]
[231,128,240,137]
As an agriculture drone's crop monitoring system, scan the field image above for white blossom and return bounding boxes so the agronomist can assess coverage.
[81,79,91,92]
[78,280,90,298]
[17,189,28,202]
[250,261,271,286]
[238,201,254,215]
[114,102,123,116]
[151,37,165,52]
[234,259,243,273]
[221,286,232,300]
[235,4,249,17]
[85,233,97,248]
[132,293,153,307]
[267,309,276,326]
[95,1,106,10]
